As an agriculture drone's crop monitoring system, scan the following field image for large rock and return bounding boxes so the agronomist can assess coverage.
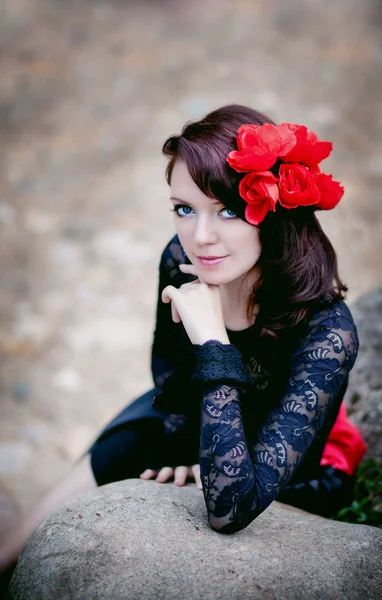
[348,287,382,460]
[7,480,382,600]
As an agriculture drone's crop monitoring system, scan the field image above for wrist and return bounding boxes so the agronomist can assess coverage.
[192,333,230,346]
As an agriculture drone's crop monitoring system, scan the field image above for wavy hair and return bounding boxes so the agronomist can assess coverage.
[162,104,347,344]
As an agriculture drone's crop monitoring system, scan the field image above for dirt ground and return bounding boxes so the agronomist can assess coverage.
[0,0,381,516]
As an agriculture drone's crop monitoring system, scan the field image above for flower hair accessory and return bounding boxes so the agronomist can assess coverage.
[226,123,344,225]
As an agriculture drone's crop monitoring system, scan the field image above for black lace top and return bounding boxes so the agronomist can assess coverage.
[151,235,359,532]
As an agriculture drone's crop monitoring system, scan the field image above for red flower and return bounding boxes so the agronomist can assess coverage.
[314,172,345,209]
[278,164,320,208]
[227,123,296,172]
[239,171,279,225]
[280,124,332,167]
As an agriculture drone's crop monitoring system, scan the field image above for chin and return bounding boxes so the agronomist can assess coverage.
[202,272,237,286]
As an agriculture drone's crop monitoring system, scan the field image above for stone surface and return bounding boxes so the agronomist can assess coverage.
[7,480,382,600]
[348,288,382,461]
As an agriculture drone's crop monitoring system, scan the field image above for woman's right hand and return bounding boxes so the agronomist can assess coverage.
[140,464,202,490]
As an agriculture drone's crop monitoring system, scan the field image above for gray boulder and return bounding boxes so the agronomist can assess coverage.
[7,480,382,600]
[348,287,382,460]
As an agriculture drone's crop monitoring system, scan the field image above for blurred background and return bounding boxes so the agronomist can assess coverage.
[0,0,381,515]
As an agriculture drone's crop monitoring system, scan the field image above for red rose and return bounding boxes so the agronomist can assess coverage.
[314,172,345,209]
[227,123,296,173]
[278,164,320,208]
[280,124,332,168]
[239,171,279,225]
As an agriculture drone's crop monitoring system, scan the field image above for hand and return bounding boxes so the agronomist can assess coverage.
[161,263,230,346]
[139,464,202,490]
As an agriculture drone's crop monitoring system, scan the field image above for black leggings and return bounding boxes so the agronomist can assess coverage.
[89,418,355,519]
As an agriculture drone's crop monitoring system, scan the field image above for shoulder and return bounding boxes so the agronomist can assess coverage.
[307,300,358,336]
[292,300,359,371]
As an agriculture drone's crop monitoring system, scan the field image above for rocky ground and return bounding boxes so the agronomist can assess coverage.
[7,481,382,600]
[0,0,381,518]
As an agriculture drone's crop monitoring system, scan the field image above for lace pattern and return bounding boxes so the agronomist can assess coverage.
[151,235,359,531]
[198,307,358,532]
[192,340,255,391]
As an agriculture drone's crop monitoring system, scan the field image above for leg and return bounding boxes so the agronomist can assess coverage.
[0,453,96,571]
[0,416,167,572]
[277,465,356,518]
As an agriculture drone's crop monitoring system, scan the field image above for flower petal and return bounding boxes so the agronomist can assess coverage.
[314,173,345,209]
[280,124,332,167]
[227,148,277,172]
[278,163,320,208]
[245,200,272,225]
[275,123,297,156]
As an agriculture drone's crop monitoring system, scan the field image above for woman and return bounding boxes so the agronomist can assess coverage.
[0,104,366,567]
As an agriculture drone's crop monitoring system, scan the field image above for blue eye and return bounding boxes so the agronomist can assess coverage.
[171,204,195,217]
[220,208,237,219]
[170,204,236,218]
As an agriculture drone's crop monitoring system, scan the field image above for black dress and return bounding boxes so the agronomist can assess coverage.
[89,234,359,531]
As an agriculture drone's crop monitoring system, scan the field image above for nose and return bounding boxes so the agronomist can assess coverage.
[193,214,219,245]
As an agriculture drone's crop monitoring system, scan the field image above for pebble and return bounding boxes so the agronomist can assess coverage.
[11,381,31,402]
[52,368,82,393]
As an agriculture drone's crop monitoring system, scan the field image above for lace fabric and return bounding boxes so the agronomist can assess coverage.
[191,340,255,391]
[151,235,359,532]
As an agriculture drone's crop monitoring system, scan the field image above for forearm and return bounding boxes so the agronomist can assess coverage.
[199,385,261,533]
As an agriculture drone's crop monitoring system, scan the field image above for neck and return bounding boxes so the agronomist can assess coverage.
[220,269,260,328]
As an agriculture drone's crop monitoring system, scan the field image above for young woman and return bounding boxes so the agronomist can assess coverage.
[0,104,366,568]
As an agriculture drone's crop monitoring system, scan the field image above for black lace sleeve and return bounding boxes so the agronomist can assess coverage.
[197,302,359,533]
[151,235,194,392]
[151,235,197,433]
[151,250,178,393]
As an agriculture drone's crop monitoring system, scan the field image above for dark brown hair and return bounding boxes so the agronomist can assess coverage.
[162,104,347,343]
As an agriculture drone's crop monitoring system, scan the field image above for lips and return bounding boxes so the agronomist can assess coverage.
[196,255,228,267]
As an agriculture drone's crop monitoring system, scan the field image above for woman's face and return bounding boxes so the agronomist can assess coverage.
[170,160,261,286]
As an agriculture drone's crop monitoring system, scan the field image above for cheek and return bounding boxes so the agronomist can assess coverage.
[232,227,261,262]
[175,225,193,257]
[249,234,262,262]
[175,226,189,245]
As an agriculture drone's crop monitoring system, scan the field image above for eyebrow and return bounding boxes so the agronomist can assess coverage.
[170,196,223,206]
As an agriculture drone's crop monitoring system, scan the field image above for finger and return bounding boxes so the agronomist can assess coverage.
[155,466,174,483]
[173,466,189,487]
[179,263,205,284]
[171,300,181,324]
[140,469,158,480]
[191,464,203,490]
[161,285,178,304]
[179,263,198,276]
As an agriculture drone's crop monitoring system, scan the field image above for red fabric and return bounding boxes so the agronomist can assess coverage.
[320,403,367,476]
